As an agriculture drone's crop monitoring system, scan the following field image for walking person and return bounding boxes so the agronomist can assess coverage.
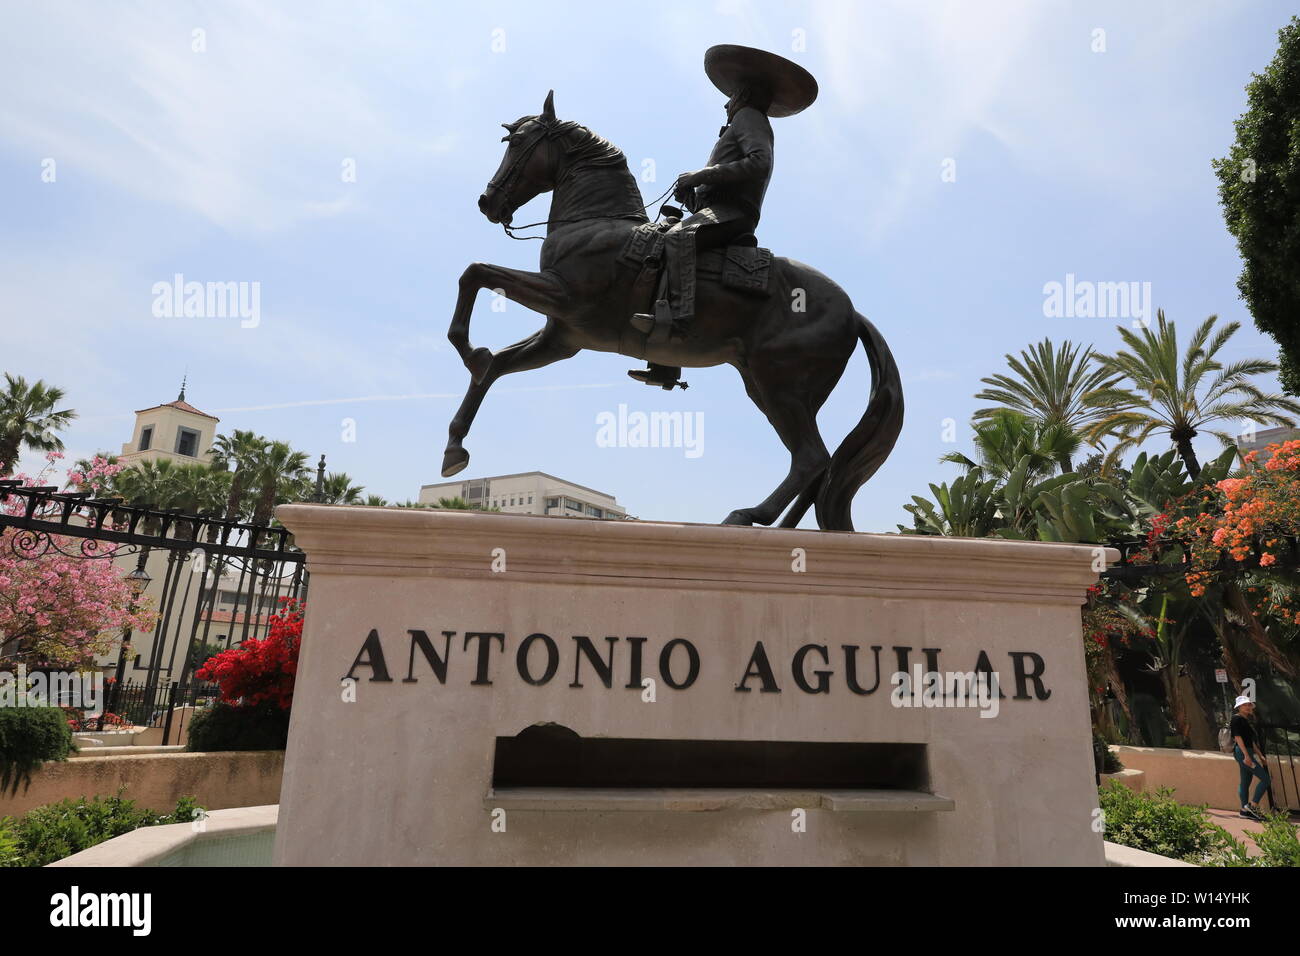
[1230,695,1271,820]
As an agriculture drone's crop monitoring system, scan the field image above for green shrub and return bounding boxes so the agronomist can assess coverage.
[0,707,75,795]
[1251,812,1300,866]
[1209,811,1300,867]
[0,818,19,867]
[0,793,203,867]
[1099,782,1239,864]
[186,702,289,752]
[1093,734,1123,773]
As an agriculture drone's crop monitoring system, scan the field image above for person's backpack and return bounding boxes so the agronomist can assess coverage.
[1218,726,1234,754]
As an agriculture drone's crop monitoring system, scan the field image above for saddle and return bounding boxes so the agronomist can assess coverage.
[618,219,774,357]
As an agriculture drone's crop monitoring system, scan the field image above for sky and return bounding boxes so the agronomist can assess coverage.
[2,0,1295,531]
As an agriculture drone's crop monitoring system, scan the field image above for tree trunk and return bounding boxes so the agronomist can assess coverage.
[1104,644,1139,743]
[1161,667,1191,746]
[0,437,21,477]
[1176,438,1201,479]
[1207,607,1246,689]
[1224,582,1297,678]
[225,468,246,523]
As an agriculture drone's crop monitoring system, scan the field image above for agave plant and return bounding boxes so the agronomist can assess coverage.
[901,470,1002,537]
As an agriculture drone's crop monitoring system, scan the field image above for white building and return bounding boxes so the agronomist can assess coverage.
[118,385,219,465]
[418,471,629,520]
[1236,425,1299,466]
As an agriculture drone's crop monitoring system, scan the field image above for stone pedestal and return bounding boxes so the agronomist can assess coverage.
[273,505,1111,866]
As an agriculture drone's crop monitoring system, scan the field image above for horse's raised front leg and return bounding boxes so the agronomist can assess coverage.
[448,262,568,384]
[442,322,579,477]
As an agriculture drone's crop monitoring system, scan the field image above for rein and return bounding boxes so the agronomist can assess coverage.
[495,124,679,240]
[502,179,676,240]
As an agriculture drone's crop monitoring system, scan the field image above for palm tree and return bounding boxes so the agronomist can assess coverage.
[318,472,365,505]
[162,464,231,541]
[941,410,1080,483]
[1085,310,1300,478]
[0,374,77,476]
[424,496,501,512]
[170,464,232,514]
[249,441,311,525]
[1087,310,1300,680]
[974,339,1127,472]
[362,494,389,507]
[112,458,182,511]
[428,496,474,510]
[209,430,268,522]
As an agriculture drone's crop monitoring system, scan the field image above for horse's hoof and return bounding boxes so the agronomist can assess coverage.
[441,447,470,477]
[721,509,755,526]
[466,348,493,384]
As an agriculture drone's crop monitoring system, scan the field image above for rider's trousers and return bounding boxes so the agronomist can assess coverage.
[664,207,756,326]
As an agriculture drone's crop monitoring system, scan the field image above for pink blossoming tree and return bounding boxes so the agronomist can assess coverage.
[0,454,156,667]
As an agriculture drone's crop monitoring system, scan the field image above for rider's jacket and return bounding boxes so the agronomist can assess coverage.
[692,106,773,226]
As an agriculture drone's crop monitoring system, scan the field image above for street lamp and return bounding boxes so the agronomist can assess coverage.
[103,553,152,730]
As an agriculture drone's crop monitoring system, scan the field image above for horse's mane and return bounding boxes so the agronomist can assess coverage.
[510,113,645,224]
[557,122,625,168]
[510,114,627,172]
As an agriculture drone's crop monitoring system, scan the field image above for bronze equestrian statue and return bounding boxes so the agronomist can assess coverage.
[445,45,903,532]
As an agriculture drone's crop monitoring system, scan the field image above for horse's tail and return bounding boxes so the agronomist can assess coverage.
[814,312,904,532]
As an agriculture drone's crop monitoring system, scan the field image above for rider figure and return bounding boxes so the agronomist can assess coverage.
[629,46,815,389]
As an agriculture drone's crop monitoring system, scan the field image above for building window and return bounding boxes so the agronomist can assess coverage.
[546,497,559,509]
[528,496,533,504]
[565,498,583,512]
[139,425,153,451]
[176,426,200,457]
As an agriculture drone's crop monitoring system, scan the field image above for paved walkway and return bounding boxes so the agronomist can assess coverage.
[1205,807,1299,857]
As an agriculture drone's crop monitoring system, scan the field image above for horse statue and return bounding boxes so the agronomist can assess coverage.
[443,91,903,532]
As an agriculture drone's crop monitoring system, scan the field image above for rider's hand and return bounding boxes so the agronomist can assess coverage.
[674,172,700,208]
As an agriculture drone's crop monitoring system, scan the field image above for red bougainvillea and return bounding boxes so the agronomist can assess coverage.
[195,598,303,709]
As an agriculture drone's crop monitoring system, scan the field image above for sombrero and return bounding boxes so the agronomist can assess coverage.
[704,44,818,118]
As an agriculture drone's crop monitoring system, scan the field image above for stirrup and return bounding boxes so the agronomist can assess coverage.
[627,368,689,391]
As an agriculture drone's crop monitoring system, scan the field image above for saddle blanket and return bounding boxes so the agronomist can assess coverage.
[618,222,773,296]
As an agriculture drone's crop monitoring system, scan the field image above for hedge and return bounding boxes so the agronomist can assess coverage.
[186,702,290,752]
[0,708,75,795]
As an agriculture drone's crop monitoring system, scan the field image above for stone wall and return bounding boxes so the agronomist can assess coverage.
[1110,745,1295,810]
[0,751,283,817]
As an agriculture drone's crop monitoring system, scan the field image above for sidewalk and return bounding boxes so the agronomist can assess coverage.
[1205,806,1300,857]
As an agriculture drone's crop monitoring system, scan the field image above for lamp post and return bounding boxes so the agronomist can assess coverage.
[103,552,152,730]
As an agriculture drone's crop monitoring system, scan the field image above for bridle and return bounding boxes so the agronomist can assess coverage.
[487,120,565,200]
[490,119,677,241]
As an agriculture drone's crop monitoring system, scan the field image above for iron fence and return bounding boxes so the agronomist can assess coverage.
[0,481,307,748]
[96,678,220,736]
